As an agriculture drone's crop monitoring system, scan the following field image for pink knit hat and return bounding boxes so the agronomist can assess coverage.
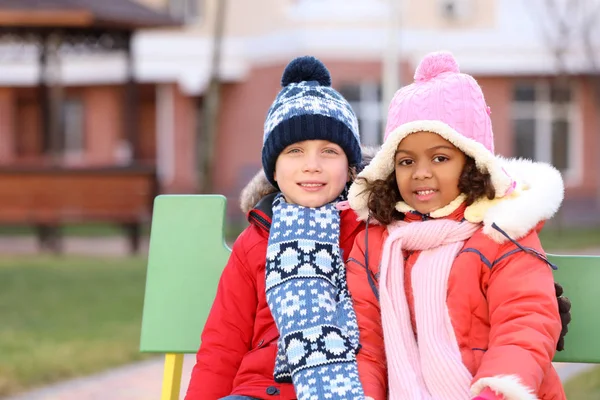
[349,51,514,221]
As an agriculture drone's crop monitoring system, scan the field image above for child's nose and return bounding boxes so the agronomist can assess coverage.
[412,162,433,180]
[302,154,322,172]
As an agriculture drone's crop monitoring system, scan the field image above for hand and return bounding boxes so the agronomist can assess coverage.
[555,281,572,351]
[472,387,504,400]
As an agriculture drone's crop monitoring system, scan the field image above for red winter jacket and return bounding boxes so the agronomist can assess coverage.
[348,205,564,399]
[185,193,365,400]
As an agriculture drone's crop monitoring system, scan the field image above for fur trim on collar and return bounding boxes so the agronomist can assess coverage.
[239,146,380,214]
[464,157,563,243]
[240,170,277,214]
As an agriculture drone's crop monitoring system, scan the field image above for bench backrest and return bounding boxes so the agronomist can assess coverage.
[550,254,600,363]
[140,195,231,354]
[139,195,600,398]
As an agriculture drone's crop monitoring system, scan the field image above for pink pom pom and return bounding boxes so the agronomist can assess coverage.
[336,200,350,211]
[414,51,460,82]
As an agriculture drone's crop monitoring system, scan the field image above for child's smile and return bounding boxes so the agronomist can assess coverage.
[413,187,438,202]
[395,131,466,214]
[297,181,327,191]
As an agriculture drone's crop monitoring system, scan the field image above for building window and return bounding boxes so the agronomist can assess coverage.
[338,82,383,146]
[511,80,578,178]
[170,0,202,24]
[62,97,85,159]
[438,0,474,21]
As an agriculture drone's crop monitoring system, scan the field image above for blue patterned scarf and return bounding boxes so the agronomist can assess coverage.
[265,193,364,399]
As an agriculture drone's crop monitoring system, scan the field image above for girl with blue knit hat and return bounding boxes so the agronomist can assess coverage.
[186,55,369,400]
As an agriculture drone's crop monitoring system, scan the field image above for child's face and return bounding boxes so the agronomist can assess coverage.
[394,131,466,214]
[274,140,349,208]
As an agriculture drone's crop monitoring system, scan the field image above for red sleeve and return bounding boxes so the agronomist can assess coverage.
[185,229,259,400]
[347,229,387,400]
[472,230,561,397]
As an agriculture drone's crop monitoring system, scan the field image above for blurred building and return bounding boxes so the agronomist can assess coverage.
[1,0,598,225]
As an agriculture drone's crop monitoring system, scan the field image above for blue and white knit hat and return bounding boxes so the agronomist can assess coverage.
[262,56,361,187]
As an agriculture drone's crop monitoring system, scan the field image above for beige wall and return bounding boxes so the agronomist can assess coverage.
[404,0,497,29]
[138,0,498,38]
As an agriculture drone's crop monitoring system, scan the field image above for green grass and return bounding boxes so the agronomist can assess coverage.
[564,365,600,399]
[539,227,600,252]
[0,256,150,396]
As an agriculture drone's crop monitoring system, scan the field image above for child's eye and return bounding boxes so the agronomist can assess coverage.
[433,155,449,163]
[398,159,413,166]
[323,148,339,155]
[286,148,302,154]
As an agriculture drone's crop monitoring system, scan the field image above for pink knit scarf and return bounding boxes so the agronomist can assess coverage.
[380,219,481,399]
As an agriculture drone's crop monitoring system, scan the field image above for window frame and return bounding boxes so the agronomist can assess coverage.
[511,79,582,186]
[61,96,86,162]
[337,81,384,147]
[169,0,202,25]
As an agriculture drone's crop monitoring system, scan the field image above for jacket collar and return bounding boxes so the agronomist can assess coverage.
[404,202,467,223]
[247,192,277,232]
[247,192,363,243]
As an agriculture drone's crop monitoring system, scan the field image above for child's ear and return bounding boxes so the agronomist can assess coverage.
[348,166,357,182]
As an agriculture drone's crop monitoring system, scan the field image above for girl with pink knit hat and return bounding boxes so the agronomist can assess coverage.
[345,51,566,400]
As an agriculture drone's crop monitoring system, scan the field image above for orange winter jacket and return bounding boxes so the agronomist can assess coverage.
[346,205,565,400]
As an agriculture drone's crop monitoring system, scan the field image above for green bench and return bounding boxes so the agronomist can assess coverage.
[140,194,600,400]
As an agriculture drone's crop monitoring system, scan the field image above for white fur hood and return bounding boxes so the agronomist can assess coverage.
[465,158,564,243]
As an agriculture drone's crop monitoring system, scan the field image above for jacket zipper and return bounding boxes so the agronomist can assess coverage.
[250,211,271,232]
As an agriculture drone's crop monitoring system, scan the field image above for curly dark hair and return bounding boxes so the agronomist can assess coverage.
[358,156,496,224]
